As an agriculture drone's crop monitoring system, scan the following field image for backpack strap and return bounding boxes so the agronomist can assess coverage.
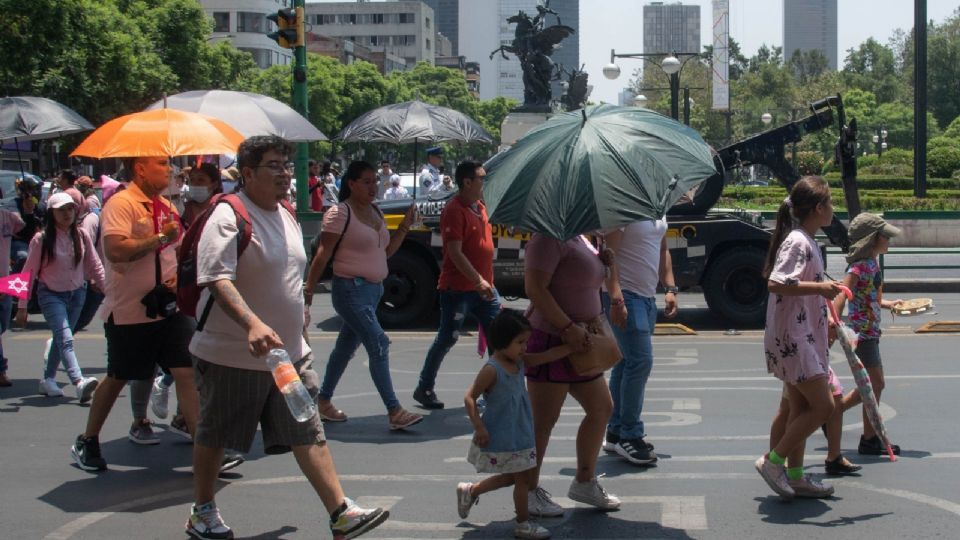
[196,194,253,331]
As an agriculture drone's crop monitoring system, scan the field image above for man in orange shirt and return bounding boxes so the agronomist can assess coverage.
[71,156,199,472]
[413,161,499,409]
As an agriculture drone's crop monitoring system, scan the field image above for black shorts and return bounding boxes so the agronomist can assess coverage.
[105,312,195,380]
[855,338,883,369]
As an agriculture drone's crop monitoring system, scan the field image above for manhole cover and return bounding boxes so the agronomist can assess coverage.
[915,321,960,333]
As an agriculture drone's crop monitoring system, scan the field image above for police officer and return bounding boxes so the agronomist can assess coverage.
[418,146,443,192]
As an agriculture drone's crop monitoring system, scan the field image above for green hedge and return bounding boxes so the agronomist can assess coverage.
[817,175,959,190]
[721,184,960,211]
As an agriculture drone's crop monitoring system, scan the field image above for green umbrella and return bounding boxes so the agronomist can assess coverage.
[484,103,718,240]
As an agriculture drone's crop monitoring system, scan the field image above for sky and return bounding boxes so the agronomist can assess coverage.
[583,0,960,104]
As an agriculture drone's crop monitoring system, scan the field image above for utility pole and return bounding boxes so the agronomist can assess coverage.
[914,0,927,198]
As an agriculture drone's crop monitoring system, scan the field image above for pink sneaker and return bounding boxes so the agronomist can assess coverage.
[754,455,795,499]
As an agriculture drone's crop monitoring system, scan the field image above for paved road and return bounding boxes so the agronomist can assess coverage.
[2,293,959,539]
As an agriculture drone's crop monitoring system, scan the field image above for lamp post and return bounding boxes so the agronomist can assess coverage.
[872,127,888,157]
[603,49,701,123]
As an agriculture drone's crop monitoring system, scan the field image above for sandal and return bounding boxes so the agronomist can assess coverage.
[388,407,423,430]
[825,455,862,475]
[318,400,347,422]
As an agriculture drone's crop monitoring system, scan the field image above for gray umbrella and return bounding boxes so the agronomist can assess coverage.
[0,96,95,176]
[337,100,493,197]
[145,90,327,142]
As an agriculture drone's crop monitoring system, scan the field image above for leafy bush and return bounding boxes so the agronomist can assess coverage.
[860,163,914,176]
[878,147,913,165]
[928,136,960,151]
[927,145,960,179]
[794,151,826,175]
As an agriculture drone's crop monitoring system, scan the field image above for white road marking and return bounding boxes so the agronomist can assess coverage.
[355,495,403,511]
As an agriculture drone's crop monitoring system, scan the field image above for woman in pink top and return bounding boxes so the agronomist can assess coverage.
[304,160,423,430]
[17,192,105,403]
[522,234,624,516]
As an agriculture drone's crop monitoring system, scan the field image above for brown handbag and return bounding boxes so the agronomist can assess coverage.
[567,316,623,376]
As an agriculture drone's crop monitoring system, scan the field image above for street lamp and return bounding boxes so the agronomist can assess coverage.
[873,126,888,157]
[761,112,773,125]
[604,49,701,122]
[633,94,648,107]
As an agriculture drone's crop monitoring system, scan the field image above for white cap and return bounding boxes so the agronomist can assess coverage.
[47,192,76,209]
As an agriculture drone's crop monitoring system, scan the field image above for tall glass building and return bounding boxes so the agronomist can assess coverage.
[783,0,838,69]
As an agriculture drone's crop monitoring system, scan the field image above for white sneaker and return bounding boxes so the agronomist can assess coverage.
[39,378,63,397]
[567,477,621,510]
[527,486,563,517]
[456,482,479,519]
[514,520,551,539]
[75,377,98,404]
[150,375,170,419]
[788,475,835,498]
[754,455,795,500]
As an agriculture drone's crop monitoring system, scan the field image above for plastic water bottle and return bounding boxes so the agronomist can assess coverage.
[265,349,317,422]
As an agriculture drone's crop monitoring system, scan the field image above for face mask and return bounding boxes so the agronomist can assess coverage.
[188,185,212,203]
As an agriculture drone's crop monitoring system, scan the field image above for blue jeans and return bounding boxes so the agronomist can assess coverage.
[0,295,10,373]
[39,283,87,383]
[321,277,399,412]
[73,287,105,332]
[603,291,657,440]
[418,289,501,392]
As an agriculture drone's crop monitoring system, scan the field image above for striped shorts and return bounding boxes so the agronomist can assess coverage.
[193,354,325,455]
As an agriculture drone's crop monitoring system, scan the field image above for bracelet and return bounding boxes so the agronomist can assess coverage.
[665,286,679,295]
[610,297,625,307]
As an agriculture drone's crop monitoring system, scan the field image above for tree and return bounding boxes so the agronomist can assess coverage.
[787,49,830,84]
[842,38,903,103]
[703,36,749,81]
[747,44,783,73]
[927,10,960,130]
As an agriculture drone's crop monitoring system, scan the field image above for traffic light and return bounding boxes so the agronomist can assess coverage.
[267,7,304,49]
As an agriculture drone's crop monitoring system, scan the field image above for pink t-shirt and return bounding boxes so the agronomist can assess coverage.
[99,182,180,325]
[524,234,605,333]
[0,209,25,277]
[21,228,105,300]
[322,202,390,283]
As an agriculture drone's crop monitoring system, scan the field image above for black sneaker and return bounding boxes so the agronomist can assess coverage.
[616,438,657,465]
[602,431,620,453]
[824,455,863,475]
[219,450,245,474]
[413,387,444,410]
[858,435,901,456]
[71,434,107,471]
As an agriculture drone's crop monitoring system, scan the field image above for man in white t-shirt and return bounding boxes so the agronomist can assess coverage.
[601,218,678,467]
[186,136,388,540]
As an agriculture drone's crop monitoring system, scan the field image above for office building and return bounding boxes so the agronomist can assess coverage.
[783,0,838,69]
[643,2,700,55]
[422,0,460,56]
[305,34,408,74]
[200,0,293,68]
[460,0,578,102]
[303,1,434,67]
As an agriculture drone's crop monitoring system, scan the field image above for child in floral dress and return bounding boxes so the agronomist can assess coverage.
[756,176,842,500]
[457,309,573,540]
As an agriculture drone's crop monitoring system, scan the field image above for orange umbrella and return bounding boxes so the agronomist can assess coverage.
[71,108,245,158]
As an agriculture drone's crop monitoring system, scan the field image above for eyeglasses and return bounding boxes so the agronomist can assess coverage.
[256,162,295,175]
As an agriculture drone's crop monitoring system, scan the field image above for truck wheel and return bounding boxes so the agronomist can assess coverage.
[379,250,437,327]
[702,247,767,327]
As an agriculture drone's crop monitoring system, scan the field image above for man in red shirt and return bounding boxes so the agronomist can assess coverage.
[307,159,324,212]
[413,161,499,409]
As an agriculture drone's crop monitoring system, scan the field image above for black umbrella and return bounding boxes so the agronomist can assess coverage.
[0,96,94,176]
[337,100,493,197]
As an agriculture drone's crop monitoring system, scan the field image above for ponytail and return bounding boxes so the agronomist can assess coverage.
[763,201,794,278]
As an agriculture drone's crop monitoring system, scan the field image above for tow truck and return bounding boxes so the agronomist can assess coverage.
[373,95,860,327]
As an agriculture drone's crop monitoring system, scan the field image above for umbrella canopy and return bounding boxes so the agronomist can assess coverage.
[336,100,493,144]
[483,104,718,240]
[144,90,327,142]
[0,96,94,143]
[71,109,245,159]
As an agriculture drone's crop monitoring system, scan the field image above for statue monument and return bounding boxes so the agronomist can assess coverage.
[490,1,576,112]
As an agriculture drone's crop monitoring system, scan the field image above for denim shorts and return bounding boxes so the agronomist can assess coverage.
[855,338,882,369]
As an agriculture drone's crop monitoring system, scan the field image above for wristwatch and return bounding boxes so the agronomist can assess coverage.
[157,233,171,246]
[665,286,679,295]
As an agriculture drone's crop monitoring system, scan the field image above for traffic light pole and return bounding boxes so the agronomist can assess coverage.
[292,0,310,214]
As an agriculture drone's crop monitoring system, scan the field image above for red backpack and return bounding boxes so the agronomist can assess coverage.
[177,193,295,329]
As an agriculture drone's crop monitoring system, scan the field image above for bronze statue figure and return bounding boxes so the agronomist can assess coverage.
[490,1,575,110]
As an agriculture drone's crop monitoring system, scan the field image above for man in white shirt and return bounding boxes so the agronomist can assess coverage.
[186,135,388,540]
[418,146,442,193]
[376,160,399,199]
[602,218,678,467]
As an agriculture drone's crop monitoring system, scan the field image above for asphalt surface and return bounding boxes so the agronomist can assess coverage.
[2,292,959,539]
